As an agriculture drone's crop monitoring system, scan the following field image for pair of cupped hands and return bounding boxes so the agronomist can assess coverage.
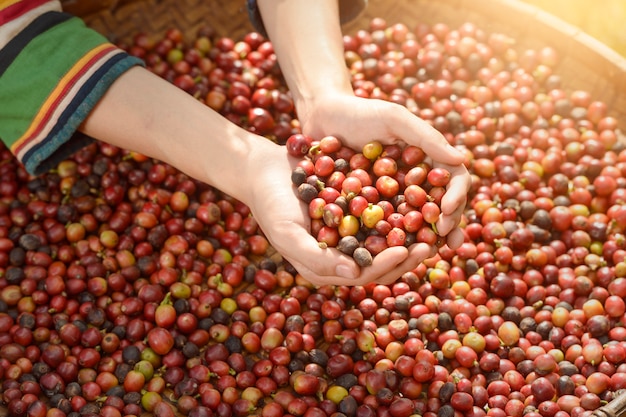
[240,92,471,287]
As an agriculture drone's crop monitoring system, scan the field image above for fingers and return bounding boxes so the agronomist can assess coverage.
[444,228,465,250]
[436,164,470,236]
[373,243,436,285]
[436,194,466,237]
[284,245,424,287]
[441,165,471,215]
[271,226,360,279]
[356,246,410,283]
[385,104,465,166]
[288,236,438,286]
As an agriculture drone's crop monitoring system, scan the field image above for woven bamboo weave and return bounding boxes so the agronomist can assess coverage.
[69,0,254,45]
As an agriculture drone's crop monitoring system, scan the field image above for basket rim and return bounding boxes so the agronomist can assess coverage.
[484,0,626,75]
[345,0,626,131]
[346,0,626,79]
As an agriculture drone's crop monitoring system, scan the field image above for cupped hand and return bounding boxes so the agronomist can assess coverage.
[242,137,439,287]
[297,93,471,249]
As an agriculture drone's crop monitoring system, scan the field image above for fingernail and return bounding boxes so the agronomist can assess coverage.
[336,264,356,279]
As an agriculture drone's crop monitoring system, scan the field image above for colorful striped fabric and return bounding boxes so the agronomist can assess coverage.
[0,0,143,175]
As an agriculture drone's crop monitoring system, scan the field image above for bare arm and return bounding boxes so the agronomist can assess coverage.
[80,66,257,204]
[257,0,470,253]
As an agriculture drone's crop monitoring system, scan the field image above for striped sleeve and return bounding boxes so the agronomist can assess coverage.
[0,1,144,175]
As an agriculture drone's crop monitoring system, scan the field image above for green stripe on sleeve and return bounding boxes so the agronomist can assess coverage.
[0,14,112,147]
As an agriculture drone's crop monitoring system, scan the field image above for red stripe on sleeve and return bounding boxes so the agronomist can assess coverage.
[0,0,51,25]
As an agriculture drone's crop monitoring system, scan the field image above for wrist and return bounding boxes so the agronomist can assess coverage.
[257,0,354,116]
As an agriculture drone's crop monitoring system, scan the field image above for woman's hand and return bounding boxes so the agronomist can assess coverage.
[297,92,471,249]
[256,0,471,252]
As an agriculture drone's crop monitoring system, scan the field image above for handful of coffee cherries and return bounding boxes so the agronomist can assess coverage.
[287,133,451,266]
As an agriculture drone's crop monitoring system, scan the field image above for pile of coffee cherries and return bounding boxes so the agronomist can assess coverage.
[0,13,626,417]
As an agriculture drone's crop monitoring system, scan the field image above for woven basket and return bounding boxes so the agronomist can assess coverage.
[0,3,624,417]
[67,0,626,132]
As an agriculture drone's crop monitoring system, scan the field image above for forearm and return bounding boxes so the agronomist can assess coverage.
[80,66,257,203]
[256,0,354,115]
